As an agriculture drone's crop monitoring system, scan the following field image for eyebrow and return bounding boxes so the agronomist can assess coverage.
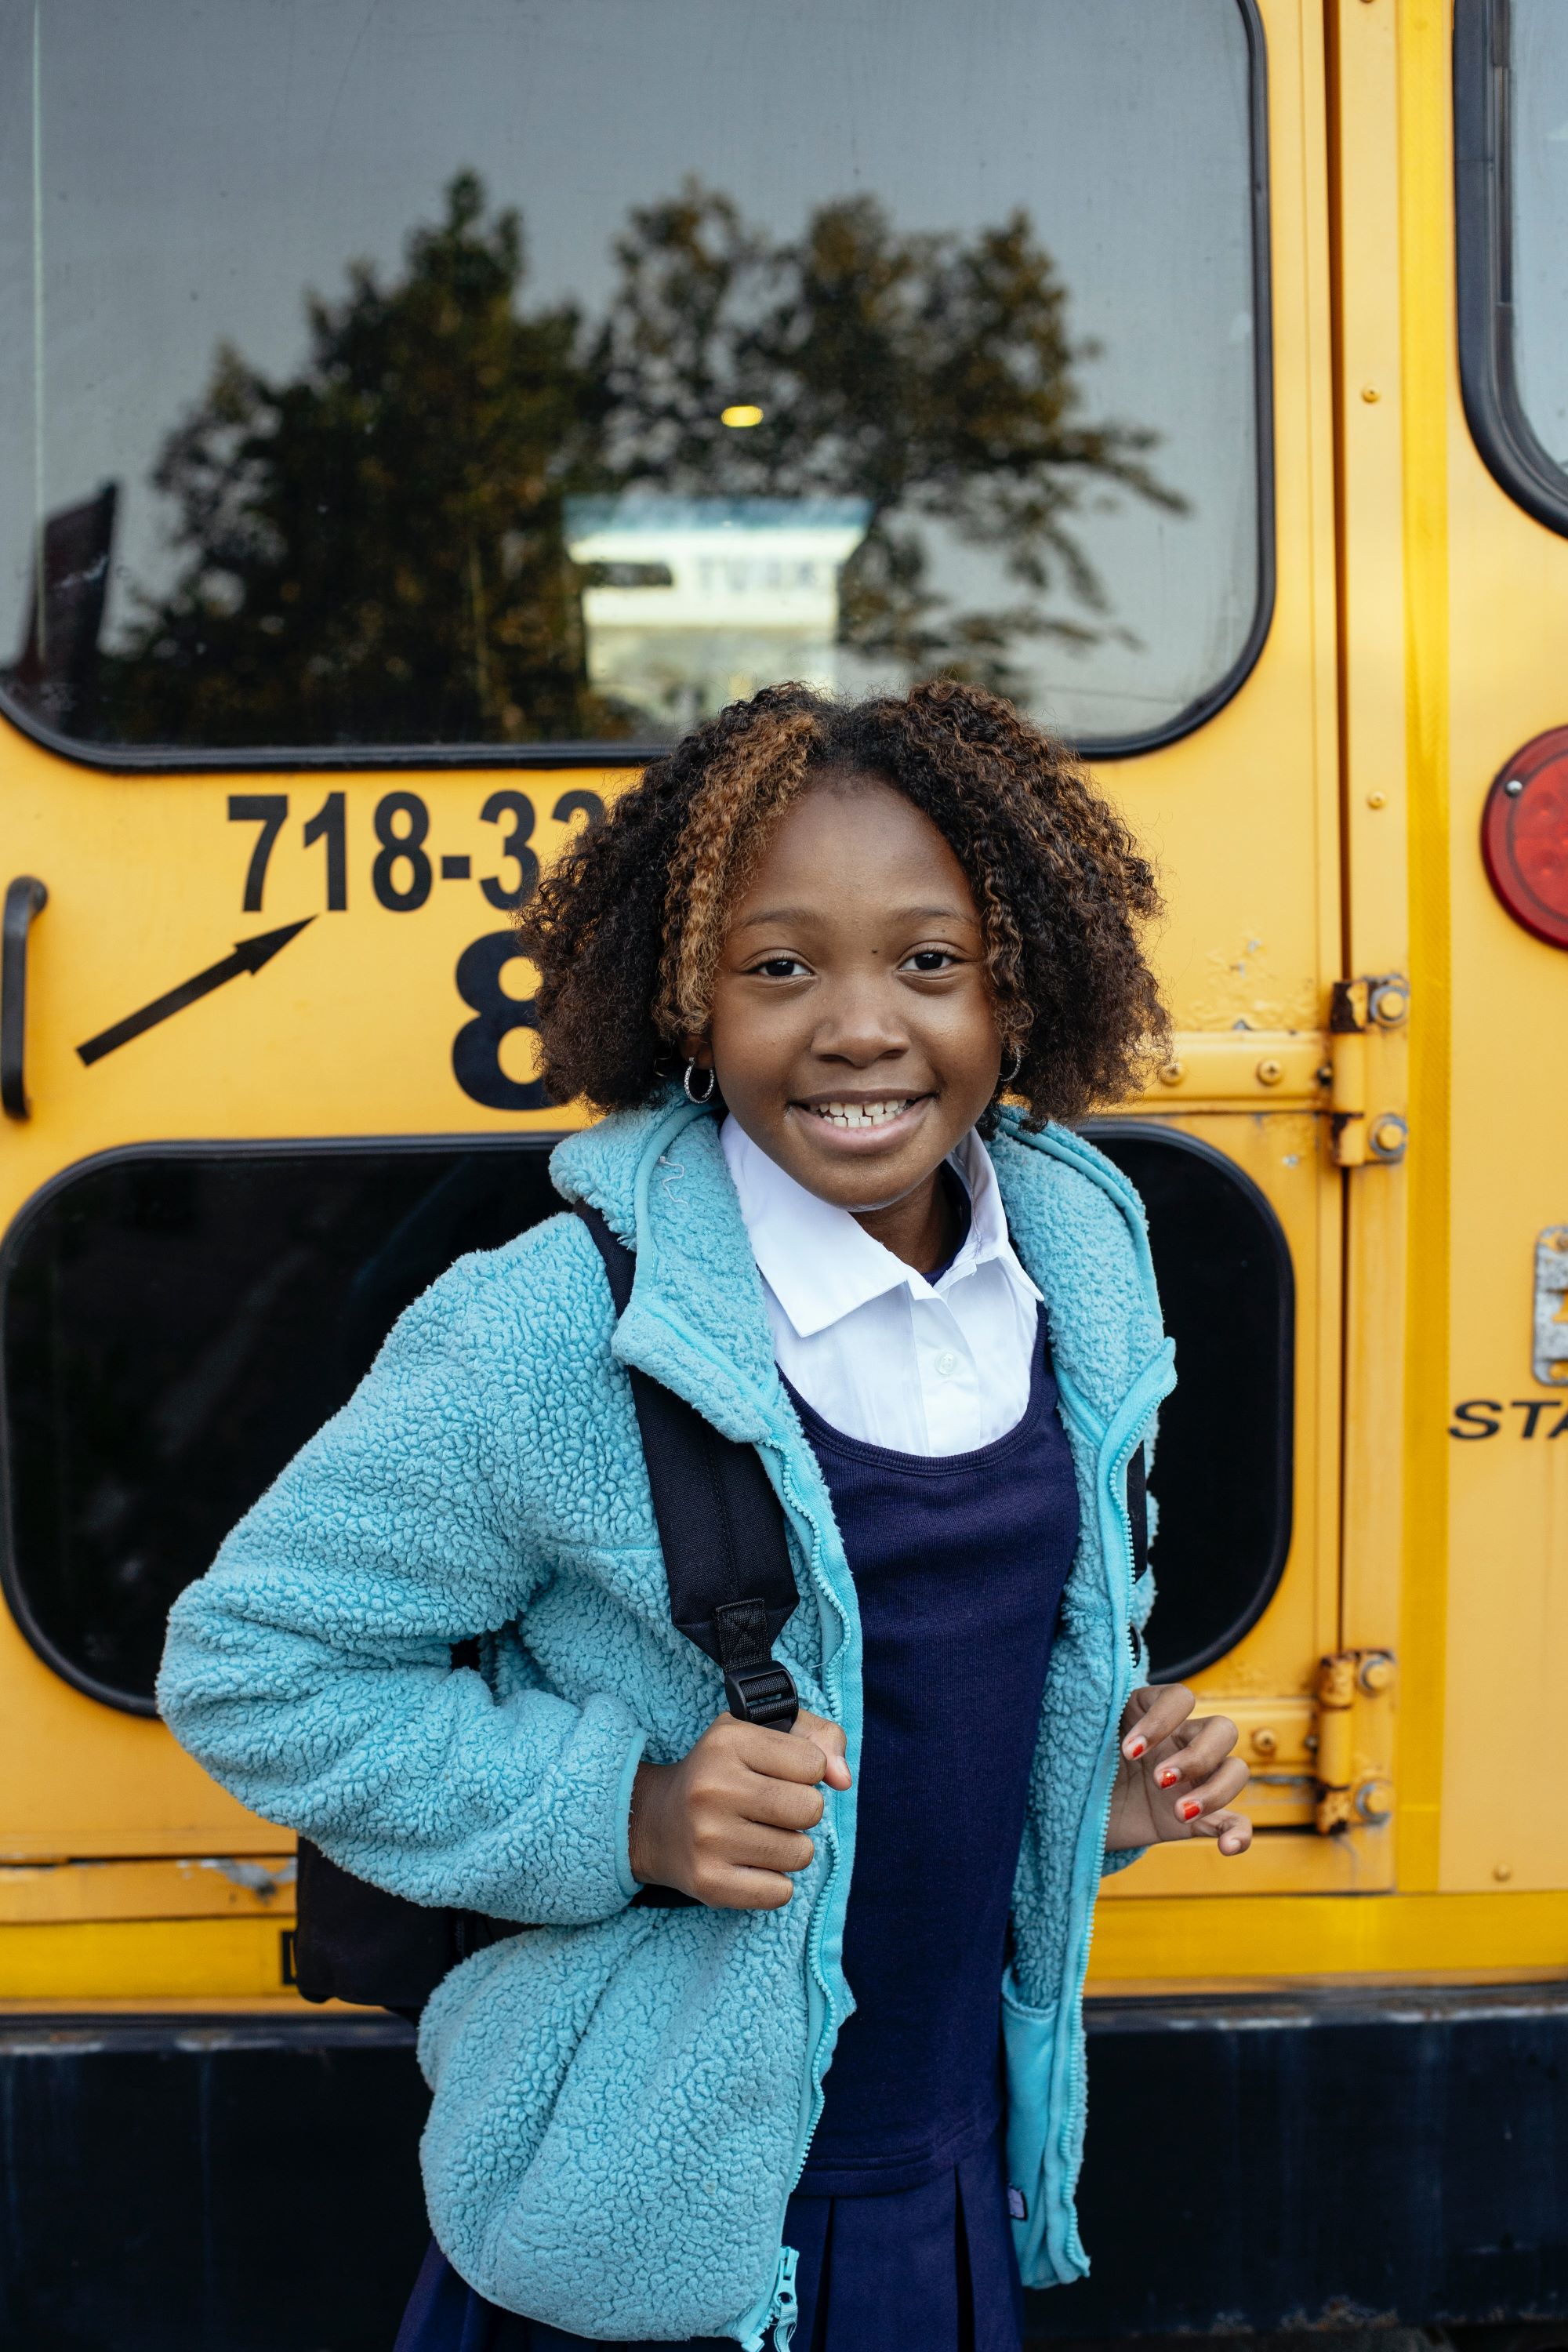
[733,902,976,930]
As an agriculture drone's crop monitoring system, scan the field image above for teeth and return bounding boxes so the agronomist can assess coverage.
[810,1099,912,1130]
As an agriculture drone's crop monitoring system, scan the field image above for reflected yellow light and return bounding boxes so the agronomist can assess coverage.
[720,404,764,428]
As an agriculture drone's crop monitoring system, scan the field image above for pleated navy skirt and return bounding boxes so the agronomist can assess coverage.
[394,2122,1022,2352]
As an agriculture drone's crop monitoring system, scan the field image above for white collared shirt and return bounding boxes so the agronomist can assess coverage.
[720,1118,1044,1457]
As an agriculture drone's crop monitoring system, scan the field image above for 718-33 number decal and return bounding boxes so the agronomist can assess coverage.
[227,786,603,1109]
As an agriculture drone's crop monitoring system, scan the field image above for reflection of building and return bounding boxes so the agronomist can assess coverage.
[565,495,870,729]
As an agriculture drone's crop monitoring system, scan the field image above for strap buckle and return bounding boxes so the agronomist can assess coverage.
[723,1662,800,1732]
[714,1597,800,1730]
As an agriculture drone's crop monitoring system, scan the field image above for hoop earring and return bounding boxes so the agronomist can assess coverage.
[683,1058,717,1105]
[1000,1046,1024,1088]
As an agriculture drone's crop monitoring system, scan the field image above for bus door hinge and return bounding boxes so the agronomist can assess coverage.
[1330,975,1409,1167]
[1311,1649,1396,1832]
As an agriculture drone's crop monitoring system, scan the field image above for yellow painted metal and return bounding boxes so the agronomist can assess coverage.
[0,754,605,1163]
[20,1871,1566,2008]
[1101,1829,1391,1901]
[0,756,602,1867]
[0,1918,293,2001]
[2,0,1565,2002]
[0,1995,329,2013]
[1089,1888,1568,1987]
[0,1857,294,1921]
[1330,0,1416,1898]
[0,1647,310,1862]
[1436,46,1568,1886]
[1393,0,1454,1900]
[1146,1032,1328,1109]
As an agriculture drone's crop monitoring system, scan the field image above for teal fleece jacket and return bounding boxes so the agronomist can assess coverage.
[158,1092,1174,2347]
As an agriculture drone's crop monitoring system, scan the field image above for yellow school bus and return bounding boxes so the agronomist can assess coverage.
[2,1,1567,2343]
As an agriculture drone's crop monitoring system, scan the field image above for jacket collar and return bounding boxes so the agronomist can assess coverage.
[552,1091,781,1443]
[550,1094,1167,1443]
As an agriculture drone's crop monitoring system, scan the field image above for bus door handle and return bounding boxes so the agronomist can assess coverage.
[2,877,48,1120]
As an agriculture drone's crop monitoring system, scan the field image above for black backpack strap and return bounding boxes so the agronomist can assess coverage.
[573,1200,800,1732]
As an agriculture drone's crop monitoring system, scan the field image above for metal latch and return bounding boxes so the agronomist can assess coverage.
[1312,1650,1395,1832]
[1330,975,1408,1167]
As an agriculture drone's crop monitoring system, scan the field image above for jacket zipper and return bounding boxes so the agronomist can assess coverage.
[1051,1396,1162,2258]
[736,1448,858,2350]
[786,1472,855,2190]
[756,2243,799,2352]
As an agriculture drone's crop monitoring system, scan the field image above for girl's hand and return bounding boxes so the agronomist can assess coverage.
[1105,1683,1251,1857]
[628,1709,852,1910]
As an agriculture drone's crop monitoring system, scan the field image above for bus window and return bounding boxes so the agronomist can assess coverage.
[0,1141,560,1711]
[0,0,1269,762]
[1456,0,1568,535]
[1085,1124,1294,1679]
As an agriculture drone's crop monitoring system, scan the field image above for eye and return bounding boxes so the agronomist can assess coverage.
[903,948,957,974]
[749,954,810,980]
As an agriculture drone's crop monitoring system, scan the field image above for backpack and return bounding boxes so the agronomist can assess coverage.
[289,1203,800,2013]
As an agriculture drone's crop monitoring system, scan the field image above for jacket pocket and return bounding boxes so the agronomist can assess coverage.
[418,1893,811,2341]
[1000,1971,1061,2289]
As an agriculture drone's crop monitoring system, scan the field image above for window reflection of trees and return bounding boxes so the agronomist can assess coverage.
[16,172,1181,751]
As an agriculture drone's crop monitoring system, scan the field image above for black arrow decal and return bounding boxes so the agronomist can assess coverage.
[76,919,315,1067]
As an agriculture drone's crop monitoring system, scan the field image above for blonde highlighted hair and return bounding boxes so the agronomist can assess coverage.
[518,678,1168,1123]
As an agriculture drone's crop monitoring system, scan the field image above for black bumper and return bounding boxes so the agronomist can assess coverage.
[1,1984,1565,2350]
[1039,1982,1568,2337]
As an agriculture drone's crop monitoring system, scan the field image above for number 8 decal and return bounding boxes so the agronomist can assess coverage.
[452,931,548,1110]
[372,792,433,910]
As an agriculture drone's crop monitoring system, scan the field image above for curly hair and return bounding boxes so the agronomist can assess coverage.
[518,679,1168,1125]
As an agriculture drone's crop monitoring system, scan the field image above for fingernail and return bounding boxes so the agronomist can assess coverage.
[1156,1765,1181,1789]
[1125,1737,1147,1760]
[1179,1798,1202,1822]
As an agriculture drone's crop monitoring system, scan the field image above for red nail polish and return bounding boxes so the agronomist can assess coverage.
[1126,1737,1147,1760]
[1179,1798,1202,1822]
[1157,1766,1180,1789]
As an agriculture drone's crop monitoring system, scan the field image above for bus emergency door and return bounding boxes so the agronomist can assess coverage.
[0,0,1383,2004]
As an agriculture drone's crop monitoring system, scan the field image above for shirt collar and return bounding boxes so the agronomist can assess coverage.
[719,1116,1043,1340]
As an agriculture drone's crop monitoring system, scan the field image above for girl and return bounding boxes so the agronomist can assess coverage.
[159,680,1250,2352]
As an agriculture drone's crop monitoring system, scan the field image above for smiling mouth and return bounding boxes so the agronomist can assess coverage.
[802,1097,923,1131]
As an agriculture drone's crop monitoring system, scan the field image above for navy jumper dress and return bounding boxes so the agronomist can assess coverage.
[396,1306,1080,2352]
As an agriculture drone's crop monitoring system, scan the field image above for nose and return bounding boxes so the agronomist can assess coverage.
[810,971,910,1069]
